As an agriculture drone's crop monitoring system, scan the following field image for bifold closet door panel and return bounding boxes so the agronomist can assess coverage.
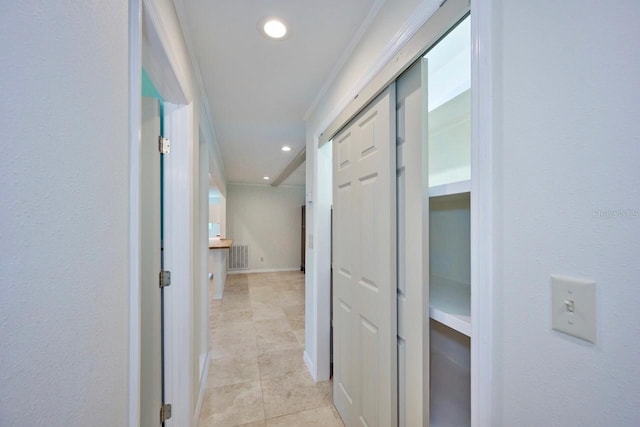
[332,85,398,427]
[396,58,430,427]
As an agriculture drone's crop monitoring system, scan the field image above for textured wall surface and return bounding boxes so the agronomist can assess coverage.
[495,1,640,425]
[0,2,130,425]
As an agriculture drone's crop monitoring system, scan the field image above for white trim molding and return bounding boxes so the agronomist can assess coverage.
[141,0,190,103]
[128,1,142,425]
[303,350,315,380]
[163,101,195,427]
[470,1,495,426]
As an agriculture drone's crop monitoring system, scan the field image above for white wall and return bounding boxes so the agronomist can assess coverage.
[226,184,305,272]
[0,2,130,425]
[493,1,640,425]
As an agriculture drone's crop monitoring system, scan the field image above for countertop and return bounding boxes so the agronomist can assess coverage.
[209,238,233,249]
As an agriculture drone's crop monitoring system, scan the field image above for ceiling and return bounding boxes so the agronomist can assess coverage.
[179,0,378,187]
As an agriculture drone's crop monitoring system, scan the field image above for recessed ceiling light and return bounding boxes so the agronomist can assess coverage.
[263,176,270,180]
[281,145,292,152]
[263,19,287,39]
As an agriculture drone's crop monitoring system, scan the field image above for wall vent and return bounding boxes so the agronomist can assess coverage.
[228,244,249,270]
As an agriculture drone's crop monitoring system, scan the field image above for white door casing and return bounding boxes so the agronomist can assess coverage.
[140,97,162,427]
[396,58,430,427]
[332,85,398,427]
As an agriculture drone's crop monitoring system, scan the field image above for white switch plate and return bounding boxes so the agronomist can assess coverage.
[551,275,596,343]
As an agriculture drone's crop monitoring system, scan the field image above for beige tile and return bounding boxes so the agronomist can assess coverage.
[211,331,258,359]
[265,406,345,427]
[203,273,340,427]
[224,284,250,296]
[281,304,305,317]
[256,330,300,355]
[217,307,253,323]
[211,340,258,360]
[212,320,255,342]
[276,282,305,293]
[250,287,283,306]
[255,319,300,354]
[292,329,305,347]
[247,278,273,289]
[275,290,304,307]
[208,354,260,388]
[236,421,267,427]
[261,370,332,418]
[285,314,305,330]
[220,293,252,311]
[199,381,264,427]
[255,318,292,334]
[282,308,304,336]
[258,347,305,379]
[252,302,286,321]
[211,322,257,359]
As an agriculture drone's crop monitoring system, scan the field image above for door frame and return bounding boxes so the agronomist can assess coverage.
[312,0,495,425]
[129,1,195,425]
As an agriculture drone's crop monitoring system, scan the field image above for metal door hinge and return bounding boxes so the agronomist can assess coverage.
[159,136,171,154]
[160,403,172,423]
[159,271,171,288]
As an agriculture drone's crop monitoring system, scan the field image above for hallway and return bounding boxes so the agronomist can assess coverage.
[198,272,344,427]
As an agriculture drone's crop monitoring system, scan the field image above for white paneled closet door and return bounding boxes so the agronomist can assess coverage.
[332,85,398,427]
[396,58,430,427]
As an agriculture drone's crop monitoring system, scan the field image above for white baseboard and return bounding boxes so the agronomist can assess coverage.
[193,350,211,426]
[227,267,301,275]
[303,350,317,382]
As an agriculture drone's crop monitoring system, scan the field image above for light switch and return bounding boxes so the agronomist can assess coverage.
[551,275,596,343]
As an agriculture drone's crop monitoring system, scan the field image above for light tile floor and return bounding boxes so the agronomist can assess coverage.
[199,272,344,427]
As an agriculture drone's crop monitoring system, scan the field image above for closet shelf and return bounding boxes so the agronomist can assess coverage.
[428,179,471,198]
[429,275,471,337]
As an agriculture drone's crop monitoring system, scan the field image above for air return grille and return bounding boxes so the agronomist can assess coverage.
[228,244,249,270]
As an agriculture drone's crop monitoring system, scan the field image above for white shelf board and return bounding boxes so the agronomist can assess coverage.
[429,275,471,337]
[428,179,471,198]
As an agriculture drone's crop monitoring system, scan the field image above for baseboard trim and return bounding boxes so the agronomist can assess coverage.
[193,350,211,425]
[303,350,317,382]
[227,267,301,275]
